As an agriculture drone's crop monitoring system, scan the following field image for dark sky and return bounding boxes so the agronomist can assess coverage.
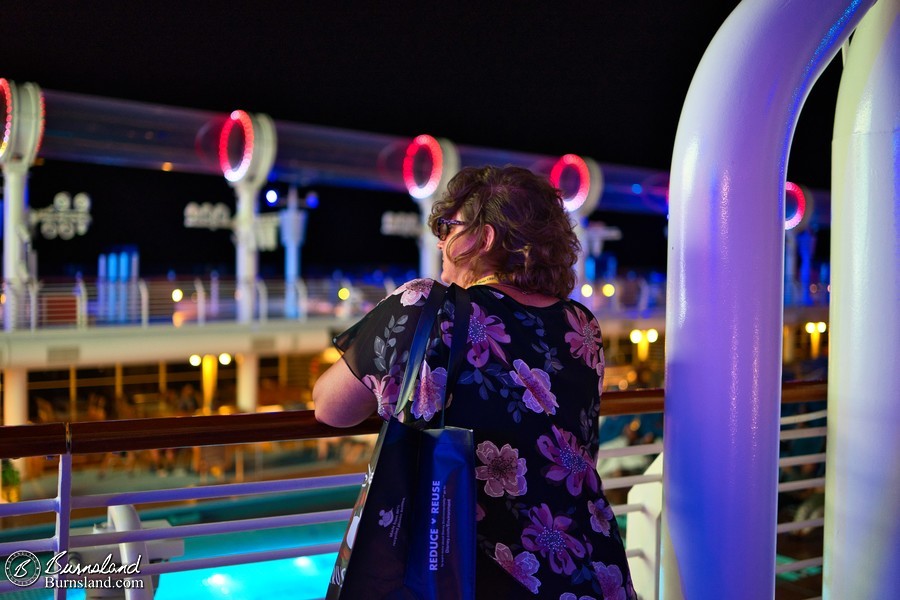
[1,2,842,277]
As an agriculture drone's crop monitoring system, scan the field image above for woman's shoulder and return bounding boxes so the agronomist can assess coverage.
[565,297,598,317]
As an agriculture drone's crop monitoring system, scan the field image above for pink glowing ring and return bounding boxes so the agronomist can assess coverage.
[403,134,443,199]
[219,110,254,182]
[0,79,12,159]
[34,91,46,159]
[784,181,806,230]
[550,154,591,212]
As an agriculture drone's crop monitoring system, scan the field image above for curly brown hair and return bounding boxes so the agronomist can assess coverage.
[428,165,580,298]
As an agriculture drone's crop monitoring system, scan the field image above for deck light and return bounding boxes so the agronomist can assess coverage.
[784,181,807,230]
[219,110,254,182]
[550,154,591,212]
[403,134,443,199]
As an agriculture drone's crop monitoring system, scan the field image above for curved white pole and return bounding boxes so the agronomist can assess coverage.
[664,1,874,597]
[232,113,277,324]
[415,138,459,281]
[826,0,900,597]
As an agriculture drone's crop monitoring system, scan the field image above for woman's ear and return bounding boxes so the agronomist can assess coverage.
[483,224,496,252]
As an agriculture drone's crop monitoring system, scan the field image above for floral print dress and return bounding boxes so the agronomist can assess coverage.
[334,278,637,600]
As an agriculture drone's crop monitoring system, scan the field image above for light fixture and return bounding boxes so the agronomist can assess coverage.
[219,110,254,182]
[403,134,443,199]
[549,154,591,212]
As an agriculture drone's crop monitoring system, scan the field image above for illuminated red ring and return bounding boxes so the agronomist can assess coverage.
[33,91,46,160]
[549,154,591,212]
[403,134,443,199]
[0,79,12,159]
[784,181,806,230]
[219,110,254,182]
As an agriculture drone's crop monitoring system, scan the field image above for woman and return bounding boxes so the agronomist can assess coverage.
[314,165,636,599]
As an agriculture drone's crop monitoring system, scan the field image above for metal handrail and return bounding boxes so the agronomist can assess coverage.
[0,381,826,460]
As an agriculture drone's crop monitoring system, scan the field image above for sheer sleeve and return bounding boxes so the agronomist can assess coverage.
[332,278,446,419]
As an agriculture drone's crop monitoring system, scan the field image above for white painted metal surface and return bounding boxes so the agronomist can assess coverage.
[664,0,873,597]
[825,0,900,596]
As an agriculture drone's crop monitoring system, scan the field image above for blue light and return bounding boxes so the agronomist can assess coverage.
[631,183,643,194]
[266,190,279,205]
[305,192,319,209]
[154,553,338,599]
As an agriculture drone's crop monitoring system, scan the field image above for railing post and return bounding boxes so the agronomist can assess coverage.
[626,454,663,600]
[195,278,206,325]
[826,0,900,596]
[210,272,220,317]
[296,279,308,321]
[138,279,149,328]
[256,280,268,322]
[74,278,88,329]
[28,281,38,331]
[664,2,872,597]
[1,280,8,331]
[54,453,73,599]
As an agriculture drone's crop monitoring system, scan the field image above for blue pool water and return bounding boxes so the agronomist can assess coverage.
[2,485,353,599]
[3,523,343,600]
[156,552,338,600]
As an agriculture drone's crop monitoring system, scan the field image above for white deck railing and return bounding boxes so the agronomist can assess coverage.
[0,383,826,599]
[0,276,397,331]
[2,275,830,333]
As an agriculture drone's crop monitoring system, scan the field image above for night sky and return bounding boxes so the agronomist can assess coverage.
[1,2,843,278]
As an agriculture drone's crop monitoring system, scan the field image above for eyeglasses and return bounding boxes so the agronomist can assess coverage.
[437,218,466,241]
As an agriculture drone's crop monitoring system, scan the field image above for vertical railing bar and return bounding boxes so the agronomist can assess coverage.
[54,453,73,600]
[28,281,38,331]
[75,278,87,328]
[296,279,308,321]
[257,279,268,322]
[195,278,206,325]
[138,279,149,328]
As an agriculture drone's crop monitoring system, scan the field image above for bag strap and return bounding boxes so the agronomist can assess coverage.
[440,285,471,428]
[394,282,447,416]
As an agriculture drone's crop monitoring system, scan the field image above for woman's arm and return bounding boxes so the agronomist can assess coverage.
[313,357,378,427]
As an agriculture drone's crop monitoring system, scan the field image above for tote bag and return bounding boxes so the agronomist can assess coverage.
[326,285,475,600]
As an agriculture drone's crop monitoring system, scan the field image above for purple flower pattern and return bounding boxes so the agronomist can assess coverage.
[509,359,558,415]
[493,542,541,594]
[337,280,632,598]
[596,358,605,397]
[411,360,446,421]
[538,426,599,496]
[521,503,586,575]
[592,561,627,600]
[362,374,399,419]
[588,497,615,536]
[564,307,603,369]
[391,278,433,306]
[466,302,511,368]
[475,441,527,497]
